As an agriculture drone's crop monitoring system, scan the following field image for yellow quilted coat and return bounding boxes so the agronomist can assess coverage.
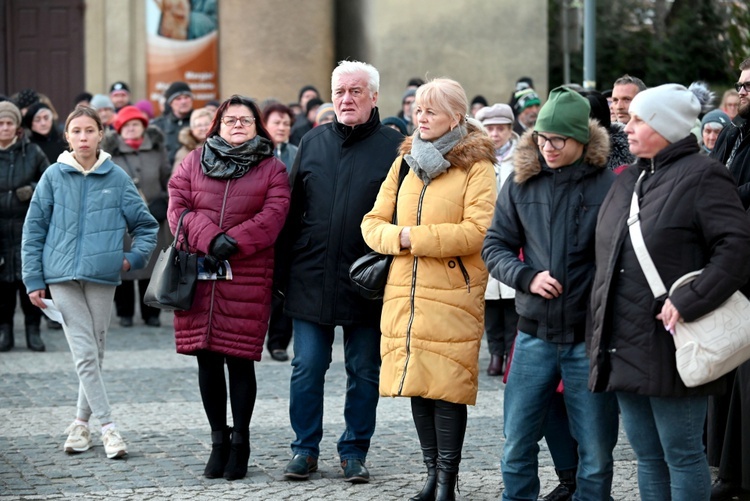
[361,124,497,405]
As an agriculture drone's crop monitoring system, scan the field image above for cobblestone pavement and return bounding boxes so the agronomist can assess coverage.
[0,310,645,500]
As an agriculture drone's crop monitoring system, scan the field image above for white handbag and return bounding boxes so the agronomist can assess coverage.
[628,171,750,387]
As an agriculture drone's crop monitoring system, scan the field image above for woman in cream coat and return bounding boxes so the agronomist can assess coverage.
[361,78,496,501]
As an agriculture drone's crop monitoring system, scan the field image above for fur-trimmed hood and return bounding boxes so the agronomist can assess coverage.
[607,121,634,170]
[177,126,201,151]
[398,122,496,171]
[101,126,166,155]
[513,119,610,184]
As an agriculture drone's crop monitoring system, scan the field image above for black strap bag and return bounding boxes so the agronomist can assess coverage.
[349,159,409,300]
[144,209,198,310]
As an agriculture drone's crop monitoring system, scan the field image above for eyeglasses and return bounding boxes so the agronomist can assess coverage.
[734,81,750,93]
[532,132,570,150]
[222,116,255,127]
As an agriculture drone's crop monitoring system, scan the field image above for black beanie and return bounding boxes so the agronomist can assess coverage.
[306,97,324,114]
[15,88,40,109]
[21,102,53,130]
[298,85,319,102]
[582,91,611,129]
[164,81,193,104]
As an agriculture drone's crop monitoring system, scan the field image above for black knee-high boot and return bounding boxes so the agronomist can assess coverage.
[204,426,231,478]
[434,400,467,501]
[410,397,438,501]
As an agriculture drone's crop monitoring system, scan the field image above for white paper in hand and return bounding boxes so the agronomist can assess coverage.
[40,299,66,327]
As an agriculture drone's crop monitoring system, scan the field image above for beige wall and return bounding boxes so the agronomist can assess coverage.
[84,0,546,113]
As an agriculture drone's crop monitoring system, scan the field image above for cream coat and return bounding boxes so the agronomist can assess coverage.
[361,125,497,405]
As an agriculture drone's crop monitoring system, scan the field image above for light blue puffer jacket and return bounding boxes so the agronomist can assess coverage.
[22,151,159,293]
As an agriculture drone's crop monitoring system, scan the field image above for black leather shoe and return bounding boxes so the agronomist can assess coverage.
[271,349,289,362]
[542,482,574,501]
[283,454,317,480]
[711,478,742,501]
[144,317,161,327]
[119,317,133,327]
[341,459,370,483]
[487,354,503,376]
[0,324,13,352]
[25,325,45,352]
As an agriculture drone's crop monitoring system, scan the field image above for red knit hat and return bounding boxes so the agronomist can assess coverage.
[114,105,148,133]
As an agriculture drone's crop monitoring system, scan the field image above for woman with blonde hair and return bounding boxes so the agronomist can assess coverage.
[173,107,214,173]
[362,78,497,500]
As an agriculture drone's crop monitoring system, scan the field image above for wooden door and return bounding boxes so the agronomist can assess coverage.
[1,0,84,118]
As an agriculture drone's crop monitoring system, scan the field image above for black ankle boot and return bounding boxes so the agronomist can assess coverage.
[409,458,437,501]
[542,468,576,501]
[204,426,231,478]
[25,324,45,352]
[223,429,250,480]
[0,324,13,352]
[435,469,457,501]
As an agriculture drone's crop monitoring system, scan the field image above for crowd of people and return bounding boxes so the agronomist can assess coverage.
[1,56,750,501]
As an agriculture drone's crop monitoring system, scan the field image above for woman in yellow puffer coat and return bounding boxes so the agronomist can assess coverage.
[361,78,496,501]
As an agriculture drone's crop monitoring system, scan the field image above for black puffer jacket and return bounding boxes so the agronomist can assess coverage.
[278,108,402,326]
[151,109,192,166]
[589,136,750,397]
[710,117,750,208]
[0,137,49,282]
[482,120,614,344]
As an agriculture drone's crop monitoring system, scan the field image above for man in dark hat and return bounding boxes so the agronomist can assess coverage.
[109,81,132,112]
[150,81,194,165]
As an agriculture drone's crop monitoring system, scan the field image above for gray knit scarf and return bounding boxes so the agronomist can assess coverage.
[201,135,274,179]
[404,125,466,185]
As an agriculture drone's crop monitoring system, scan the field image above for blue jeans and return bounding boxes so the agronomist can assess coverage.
[289,319,381,461]
[501,332,619,501]
[617,392,710,501]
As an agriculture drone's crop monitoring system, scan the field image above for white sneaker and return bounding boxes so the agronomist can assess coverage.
[101,428,128,459]
[64,423,92,453]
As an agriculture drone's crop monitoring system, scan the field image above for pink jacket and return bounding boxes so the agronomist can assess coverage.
[167,148,290,360]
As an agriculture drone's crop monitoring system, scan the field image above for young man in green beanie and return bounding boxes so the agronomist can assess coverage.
[482,86,619,500]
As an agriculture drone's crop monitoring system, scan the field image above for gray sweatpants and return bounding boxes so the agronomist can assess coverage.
[50,281,116,424]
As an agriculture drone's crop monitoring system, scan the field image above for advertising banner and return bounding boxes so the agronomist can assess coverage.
[145,0,219,115]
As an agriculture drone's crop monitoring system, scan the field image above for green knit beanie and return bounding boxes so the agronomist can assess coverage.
[534,86,591,145]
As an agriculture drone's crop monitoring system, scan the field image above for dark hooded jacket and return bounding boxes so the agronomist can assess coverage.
[710,117,750,208]
[278,108,403,326]
[589,136,750,397]
[482,120,614,344]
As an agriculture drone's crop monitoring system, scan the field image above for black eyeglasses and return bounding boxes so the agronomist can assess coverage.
[532,131,570,150]
[734,81,750,93]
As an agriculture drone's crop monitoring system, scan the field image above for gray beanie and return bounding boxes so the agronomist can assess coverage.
[90,94,114,110]
[0,101,22,126]
[629,83,701,143]
[701,109,731,130]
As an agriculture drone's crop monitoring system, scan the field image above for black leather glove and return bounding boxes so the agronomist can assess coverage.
[210,233,239,260]
[203,254,222,275]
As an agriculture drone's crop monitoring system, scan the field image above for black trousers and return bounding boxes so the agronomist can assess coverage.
[265,294,292,352]
[0,280,41,326]
[411,396,467,472]
[114,279,160,320]
[484,298,518,357]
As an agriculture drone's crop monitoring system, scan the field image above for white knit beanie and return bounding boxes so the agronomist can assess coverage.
[628,83,701,143]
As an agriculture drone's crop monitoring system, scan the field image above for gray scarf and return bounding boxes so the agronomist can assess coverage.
[404,125,466,185]
[201,135,274,179]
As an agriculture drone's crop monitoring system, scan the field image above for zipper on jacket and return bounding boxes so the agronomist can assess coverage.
[72,175,89,280]
[398,183,428,396]
[206,180,232,338]
[650,158,655,174]
[456,256,471,293]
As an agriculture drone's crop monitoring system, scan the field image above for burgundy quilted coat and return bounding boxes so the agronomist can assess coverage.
[167,148,291,360]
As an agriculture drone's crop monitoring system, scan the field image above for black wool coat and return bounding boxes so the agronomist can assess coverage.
[710,117,750,208]
[589,137,750,397]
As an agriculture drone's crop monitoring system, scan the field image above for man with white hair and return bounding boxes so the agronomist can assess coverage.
[277,60,402,483]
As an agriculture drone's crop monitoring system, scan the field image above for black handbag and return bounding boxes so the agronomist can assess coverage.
[144,209,198,310]
[349,159,409,300]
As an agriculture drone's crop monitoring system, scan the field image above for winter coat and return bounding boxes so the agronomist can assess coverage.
[0,137,49,282]
[151,109,192,166]
[588,136,750,397]
[274,141,298,172]
[27,128,68,164]
[361,125,497,405]
[710,117,750,208]
[485,133,519,301]
[482,120,614,344]
[278,108,403,327]
[167,147,290,361]
[102,127,173,280]
[172,126,203,174]
[22,151,159,294]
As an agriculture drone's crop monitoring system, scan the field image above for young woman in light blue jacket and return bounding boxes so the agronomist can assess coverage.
[22,105,158,460]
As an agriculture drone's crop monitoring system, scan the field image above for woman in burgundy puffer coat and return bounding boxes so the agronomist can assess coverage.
[167,95,290,481]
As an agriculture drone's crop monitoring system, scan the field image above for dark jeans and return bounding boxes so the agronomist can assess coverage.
[0,280,42,327]
[114,279,160,320]
[266,294,292,352]
[484,298,518,357]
